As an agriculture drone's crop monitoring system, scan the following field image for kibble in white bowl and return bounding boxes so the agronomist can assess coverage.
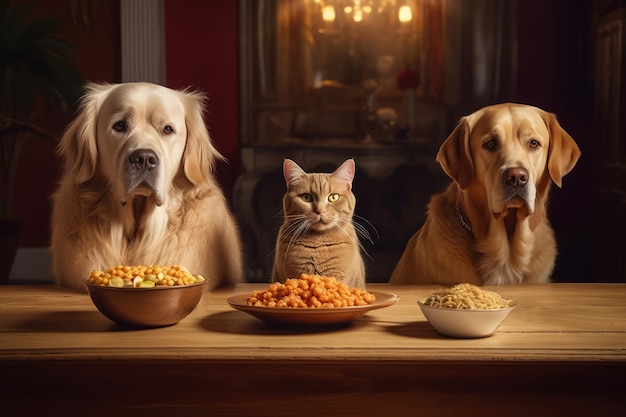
[418,283,516,338]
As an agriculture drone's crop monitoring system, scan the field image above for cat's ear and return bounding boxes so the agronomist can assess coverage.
[333,159,356,190]
[283,159,306,190]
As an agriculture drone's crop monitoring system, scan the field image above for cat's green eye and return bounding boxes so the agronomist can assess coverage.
[300,193,313,203]
[328,193,340,203]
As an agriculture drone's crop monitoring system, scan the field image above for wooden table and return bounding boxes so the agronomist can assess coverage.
[1,283,625,416]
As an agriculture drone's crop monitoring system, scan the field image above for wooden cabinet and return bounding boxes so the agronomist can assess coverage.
[593,5,626,281]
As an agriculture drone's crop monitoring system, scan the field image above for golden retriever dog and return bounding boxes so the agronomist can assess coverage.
[390,103,581,285]
[51,82,242,290]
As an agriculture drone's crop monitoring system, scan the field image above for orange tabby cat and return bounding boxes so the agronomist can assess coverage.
[272,159,367,289]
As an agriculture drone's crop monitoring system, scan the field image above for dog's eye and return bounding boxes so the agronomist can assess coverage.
[300,193,313,203]
[483,138,498,151]
[529,139,541,149]
[113,120,127,132]
[163,125,175,135]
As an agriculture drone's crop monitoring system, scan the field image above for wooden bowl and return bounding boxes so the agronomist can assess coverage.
[86,280,207,327]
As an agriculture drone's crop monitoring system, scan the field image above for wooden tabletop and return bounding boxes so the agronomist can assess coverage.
[1,283,625,361]
[1,283,625,416]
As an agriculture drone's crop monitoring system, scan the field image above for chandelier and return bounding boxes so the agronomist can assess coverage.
[314,0,412,24]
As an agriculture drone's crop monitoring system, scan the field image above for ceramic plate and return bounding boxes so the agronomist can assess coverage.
[227,291,399,325]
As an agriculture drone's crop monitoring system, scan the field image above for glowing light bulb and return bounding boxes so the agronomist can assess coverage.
[399,5,412,23]
[323,5,336,23]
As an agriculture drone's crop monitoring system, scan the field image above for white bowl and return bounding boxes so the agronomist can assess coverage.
[418,301,516,338]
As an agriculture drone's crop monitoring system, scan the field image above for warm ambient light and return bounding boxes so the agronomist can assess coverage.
[353,9,363,22]
[399,5,412,23]
[343,0,372,23]
[322,5,336,22]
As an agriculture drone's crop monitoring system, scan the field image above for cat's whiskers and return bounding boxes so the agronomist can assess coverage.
[277,211,377,261]
[280,214,311,239]
[280,214,312,262]
[336,218,375,261]
[350,220,374,246]
[353,214,380,240]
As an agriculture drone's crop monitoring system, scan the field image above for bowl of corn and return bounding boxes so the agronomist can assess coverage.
[85,265,208,327]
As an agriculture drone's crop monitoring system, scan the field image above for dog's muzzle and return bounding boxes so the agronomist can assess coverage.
[122,148,163,205]
[502,167,532,208]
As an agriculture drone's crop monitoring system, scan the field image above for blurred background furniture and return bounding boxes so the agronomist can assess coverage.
[235,0,520,282]
[593,2,626,282]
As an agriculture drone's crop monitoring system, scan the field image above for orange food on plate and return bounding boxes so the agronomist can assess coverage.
[248,274,376,308]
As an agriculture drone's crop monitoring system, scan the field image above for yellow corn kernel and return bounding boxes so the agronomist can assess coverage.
[108,277,123,287]
[89,265,204,288]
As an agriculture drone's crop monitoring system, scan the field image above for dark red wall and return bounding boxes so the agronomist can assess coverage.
[164,0,240,200]
[11,0,120,247]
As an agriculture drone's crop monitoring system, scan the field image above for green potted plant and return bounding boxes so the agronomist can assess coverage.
[0,0,84,282]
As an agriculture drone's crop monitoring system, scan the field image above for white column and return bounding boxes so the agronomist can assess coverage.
[120,0,166,84]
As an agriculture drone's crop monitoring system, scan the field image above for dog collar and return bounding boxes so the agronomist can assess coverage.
[455,207,473,235]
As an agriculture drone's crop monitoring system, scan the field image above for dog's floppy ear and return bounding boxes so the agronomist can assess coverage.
[178,89,225,187]
[544,112,581,188]
[56,82,110,184]
[436,118,473,190]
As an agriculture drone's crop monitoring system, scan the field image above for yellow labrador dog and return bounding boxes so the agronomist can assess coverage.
[390,103,581,285]
[51,82,242,290]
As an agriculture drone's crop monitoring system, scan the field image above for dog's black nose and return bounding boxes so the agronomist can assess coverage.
[504,167,528,188]
[129,149,159,170]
